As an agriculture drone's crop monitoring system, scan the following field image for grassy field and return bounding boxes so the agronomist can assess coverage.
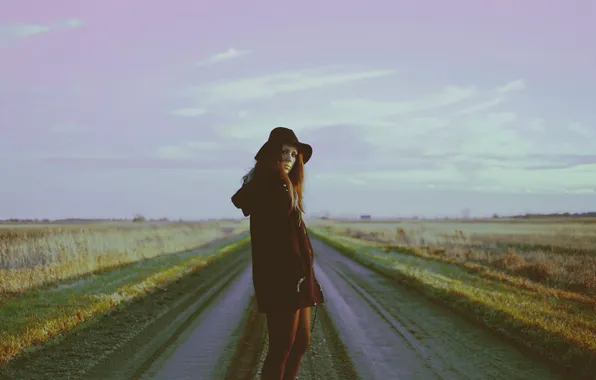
[308,218,596,376]
[0,220,250,364]
[0,220,249,298]
[308,218,596,296]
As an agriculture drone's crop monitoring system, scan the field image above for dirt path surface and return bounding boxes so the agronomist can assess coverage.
[99,237,572,380]
[310,238,568,380]
[136,264,255,380]
[84,246,253,380]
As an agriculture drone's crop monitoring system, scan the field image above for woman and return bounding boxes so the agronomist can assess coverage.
[231,127,324,380]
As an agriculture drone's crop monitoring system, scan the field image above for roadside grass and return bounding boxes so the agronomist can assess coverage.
[0,220,249,297]
[309,227,596,378]
[307,219,596,296]
[0,234,250,365]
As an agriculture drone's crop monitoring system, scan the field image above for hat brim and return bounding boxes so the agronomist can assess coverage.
[255,141,312,164]
[298,142,312,164]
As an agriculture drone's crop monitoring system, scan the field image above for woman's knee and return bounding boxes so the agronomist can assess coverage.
[266,311,300,359]
[268,335,295,360]
[290,322,311,356]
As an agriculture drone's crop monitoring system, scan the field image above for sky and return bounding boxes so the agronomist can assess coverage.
[1,0,595,220]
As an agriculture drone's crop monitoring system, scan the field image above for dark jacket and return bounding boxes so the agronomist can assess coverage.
[231,169,324,313]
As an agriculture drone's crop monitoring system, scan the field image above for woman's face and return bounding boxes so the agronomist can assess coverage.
[280,144,298,174]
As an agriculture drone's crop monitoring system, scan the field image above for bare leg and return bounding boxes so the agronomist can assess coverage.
[260,309,300,380]
[282,307,311,380]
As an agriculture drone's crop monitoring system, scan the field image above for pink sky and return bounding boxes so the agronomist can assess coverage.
[2,0,595,219]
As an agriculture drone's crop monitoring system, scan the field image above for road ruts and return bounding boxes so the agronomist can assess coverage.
[222,300,361,380]
[135,263,255,380]
[87,236,574,380]
[310,237,569,380]
[85,246,253,380]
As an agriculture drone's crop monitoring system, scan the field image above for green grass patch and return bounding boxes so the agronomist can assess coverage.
[309,227,596,378]
[0,234,250,364]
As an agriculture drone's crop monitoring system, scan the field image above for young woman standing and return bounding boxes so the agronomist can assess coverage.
[231,127,324,380]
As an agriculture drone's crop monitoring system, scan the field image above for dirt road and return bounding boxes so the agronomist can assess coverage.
[307,239,566,380]
[87,238,570,380]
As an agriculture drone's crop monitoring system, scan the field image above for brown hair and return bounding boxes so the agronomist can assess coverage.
[241,145,306,215]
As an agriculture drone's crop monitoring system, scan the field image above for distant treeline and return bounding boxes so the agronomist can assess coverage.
[1,217,179,224]
[510,212,596,219]
[0,218,117,224]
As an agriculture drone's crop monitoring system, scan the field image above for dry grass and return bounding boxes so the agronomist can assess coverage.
[308,218,596,297]
[0,220,249,299]
[0,234,250,364]
[309,227,596,377]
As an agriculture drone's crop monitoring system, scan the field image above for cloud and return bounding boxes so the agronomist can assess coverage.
[454,79,525,116]
[195,67,396,103]
[155,146,193,159]
[330,85,476,119]
[170,108,207,117]
[526,118,545,132]
[496,79,526,94]
[42,157,238,170]
[15,25,51,37]
[63,19,83,28]
[189,75,587,188]
[437,112,527,158]
[568,122,592,136]
[43,139,239,171]
[311,159,596,194]
[195,48,251,67]
[0,19,83,43]
[472,163,596,192]
[524,154,596,170]
[456,97,504,115]
[217,81,472,140]
[347,177,366,186]
[185,141,221,150]
[155,140,223,159]
[217,83,474,141]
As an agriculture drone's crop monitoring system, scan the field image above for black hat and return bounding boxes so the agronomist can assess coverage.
[254,127,313,164]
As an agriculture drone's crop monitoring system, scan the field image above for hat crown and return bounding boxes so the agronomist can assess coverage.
[255,127,312,164]
[268,127,299,144]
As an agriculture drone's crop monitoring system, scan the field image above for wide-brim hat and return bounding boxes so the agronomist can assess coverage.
[254,127,313,164]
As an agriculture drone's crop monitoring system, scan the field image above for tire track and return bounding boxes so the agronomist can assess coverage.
[222,299,268,380]
[311,238,567,380]
[295,305,362,380]
[223,287,361,380]
[138,263,256,380]
[326,261,453,376]
[85,247,251,380]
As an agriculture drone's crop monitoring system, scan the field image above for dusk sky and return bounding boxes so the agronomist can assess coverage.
[2,0,595,220]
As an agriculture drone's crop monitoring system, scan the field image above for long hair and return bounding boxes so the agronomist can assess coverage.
[241,146,306,215]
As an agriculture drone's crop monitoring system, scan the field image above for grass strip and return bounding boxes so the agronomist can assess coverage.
[0,234,249,366]
[308,228,596,379]
[223,298,268,380]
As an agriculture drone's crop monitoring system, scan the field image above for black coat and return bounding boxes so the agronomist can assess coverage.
[231,170,324,313]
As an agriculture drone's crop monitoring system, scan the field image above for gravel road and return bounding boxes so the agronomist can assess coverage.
[95,238,571,380]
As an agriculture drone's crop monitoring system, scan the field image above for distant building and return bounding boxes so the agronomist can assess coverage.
[360,214,371,220]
